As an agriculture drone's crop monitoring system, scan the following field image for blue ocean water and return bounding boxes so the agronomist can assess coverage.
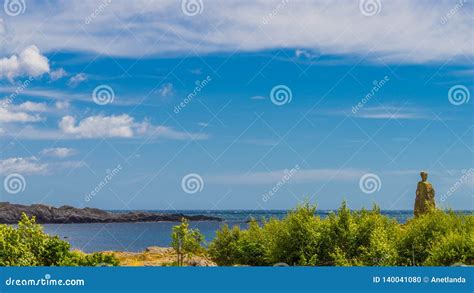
[41,210,470,253]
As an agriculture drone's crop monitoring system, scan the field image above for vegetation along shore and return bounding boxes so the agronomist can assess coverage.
[1,201,472,267]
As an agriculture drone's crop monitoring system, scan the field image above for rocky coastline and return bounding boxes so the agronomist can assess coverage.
[0,202,222,224]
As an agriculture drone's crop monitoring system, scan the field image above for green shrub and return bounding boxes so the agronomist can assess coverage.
[319,203,400,266]
[171,218,205,266]
[0,213,118,266]
[207,201,472,266]
[424,231,473,266]
[208,224,242,266]
[265,202,321,266]
[397,209,472,266]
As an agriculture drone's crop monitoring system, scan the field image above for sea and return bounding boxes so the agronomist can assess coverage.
[41,210,472,253]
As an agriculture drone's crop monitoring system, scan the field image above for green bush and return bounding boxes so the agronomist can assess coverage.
[207,202,472,266]
[0,213,118,266]
[208,224,242,266]
[265,202,321,266]
[397,209,473,266]
[171,218,205,266]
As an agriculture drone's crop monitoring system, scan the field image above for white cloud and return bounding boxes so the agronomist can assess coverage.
[50,68,67,81]
[250,96,266,100]
[16,101,48,112]
[40,147,78,158]
[295,49,319,60]
[1,1,471,63]
[157,83,174,97]
[0,156,85,175]
[353,106,428,120]
[0,45,50,81]
[68,73,87,87]
[59,114,135,138]
[207,168,365,185]
[55,101,70,110]
[0,157,48,175]
[57,114,208,140]
[0,107,42,123]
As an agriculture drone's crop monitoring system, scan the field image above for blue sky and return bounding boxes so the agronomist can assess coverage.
[0,0,472,210]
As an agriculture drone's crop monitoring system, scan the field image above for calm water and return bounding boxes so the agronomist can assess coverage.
[41,210,470,253]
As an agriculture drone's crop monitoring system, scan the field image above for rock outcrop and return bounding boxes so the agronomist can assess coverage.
[0,202,222,224]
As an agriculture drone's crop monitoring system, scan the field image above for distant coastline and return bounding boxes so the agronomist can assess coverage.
[0,202,222,224]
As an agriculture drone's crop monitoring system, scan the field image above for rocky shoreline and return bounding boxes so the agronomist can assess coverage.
[0,202,222,224]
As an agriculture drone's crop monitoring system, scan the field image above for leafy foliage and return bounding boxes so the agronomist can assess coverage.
[208,202,473,266]
[0,213,118,266]
[171,218,205,266]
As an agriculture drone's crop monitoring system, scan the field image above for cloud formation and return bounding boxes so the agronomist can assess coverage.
[0,45,50,81]
[58,114,208,140]
[0,157,48,175]
[40,147,78,158]
[0,107,42,123]
[1,1,471,63]
[68,73,87,87]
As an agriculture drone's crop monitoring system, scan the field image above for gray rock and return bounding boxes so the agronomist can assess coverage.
[0,202,222,224]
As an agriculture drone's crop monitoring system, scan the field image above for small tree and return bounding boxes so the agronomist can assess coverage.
[171,218,204,266]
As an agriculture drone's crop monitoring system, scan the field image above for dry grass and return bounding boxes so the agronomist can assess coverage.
[103,247,216,266]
